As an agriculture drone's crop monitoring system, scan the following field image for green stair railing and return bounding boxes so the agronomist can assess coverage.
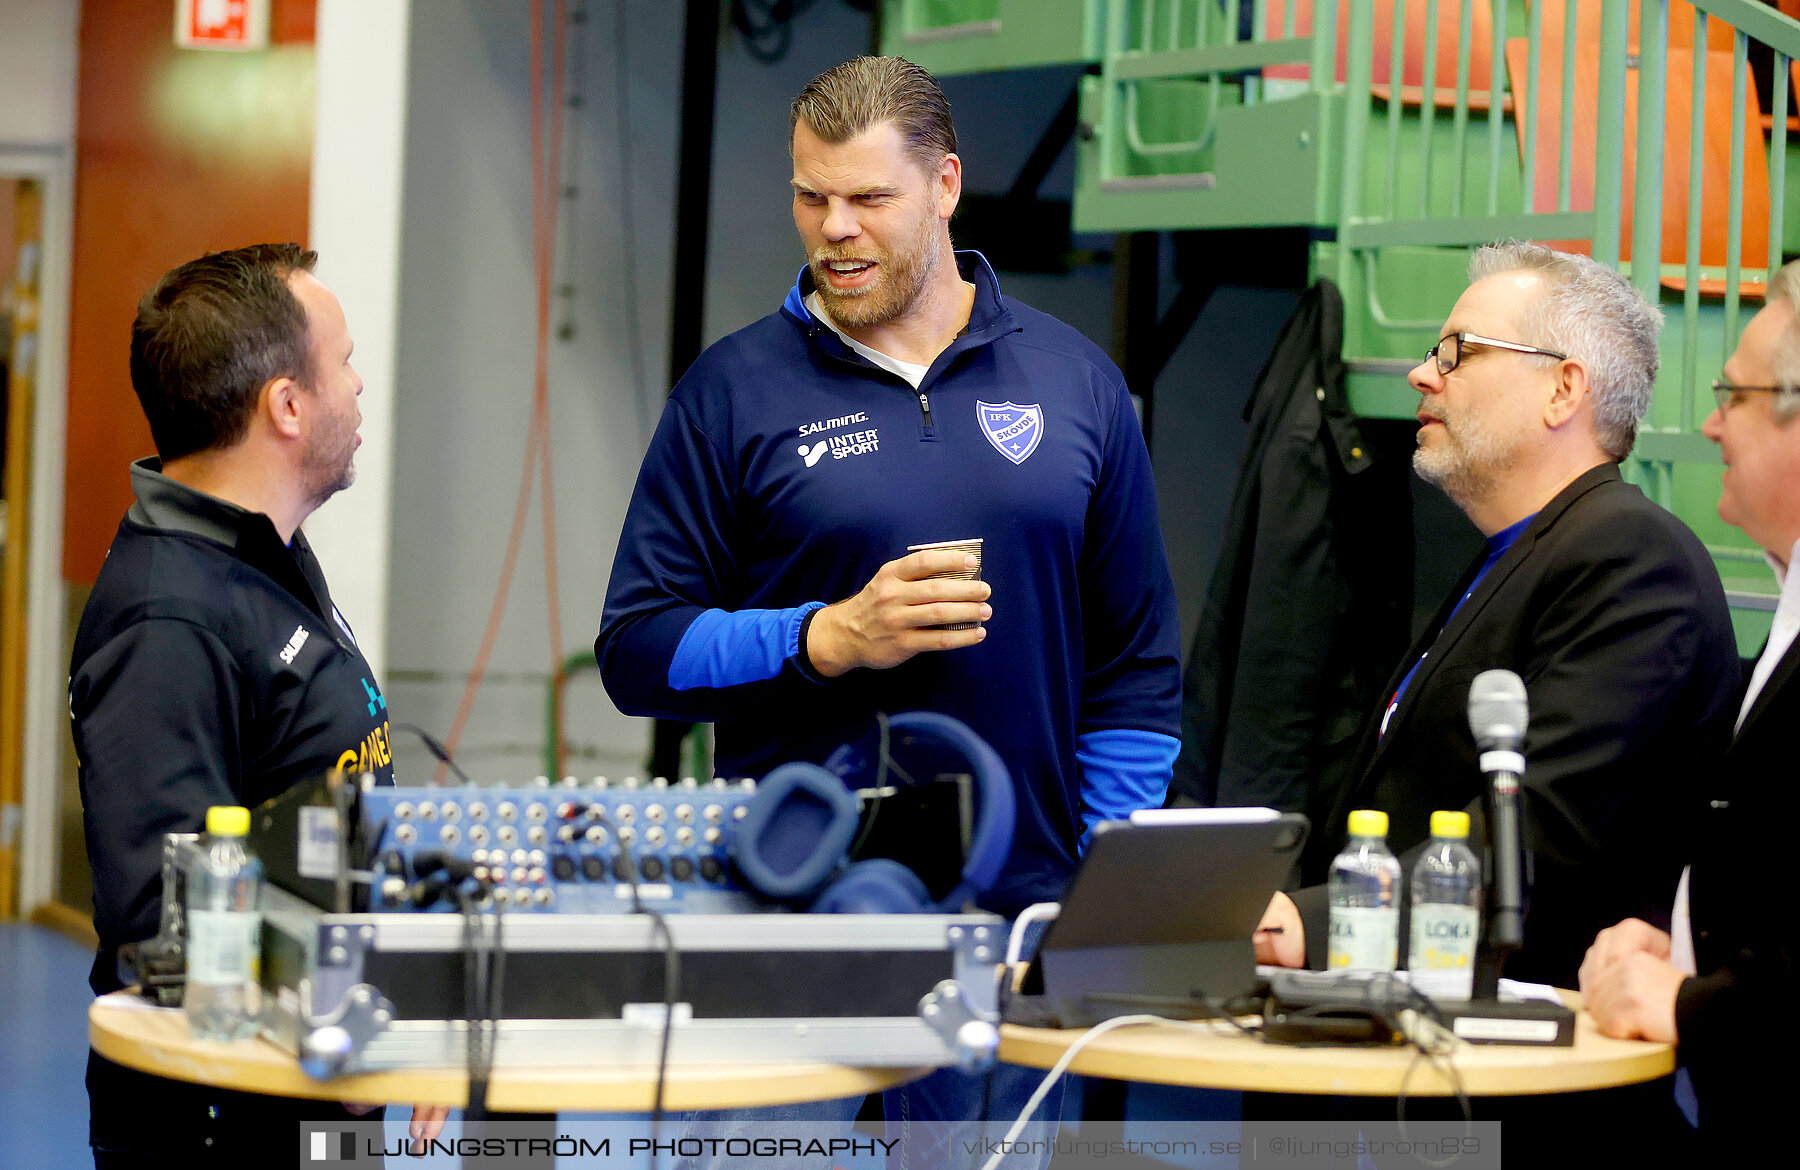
[882,2,1800,646]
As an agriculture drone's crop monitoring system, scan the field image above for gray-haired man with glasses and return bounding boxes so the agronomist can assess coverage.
[1582,258,1800,1155]
[1258,242,1740,999]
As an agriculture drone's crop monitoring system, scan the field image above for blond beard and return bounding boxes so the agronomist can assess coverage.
[809,218,940,330]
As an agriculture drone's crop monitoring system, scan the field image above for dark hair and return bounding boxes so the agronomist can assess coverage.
[129,243,319,460]
[789,56,956,173]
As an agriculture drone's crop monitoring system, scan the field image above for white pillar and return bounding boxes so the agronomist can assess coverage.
[304,0,413,681]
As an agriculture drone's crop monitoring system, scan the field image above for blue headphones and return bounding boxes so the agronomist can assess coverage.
[729,711,1016,914]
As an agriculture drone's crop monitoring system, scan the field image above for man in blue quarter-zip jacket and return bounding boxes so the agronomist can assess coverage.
[598,56,1181,1152]
[599,55,1181,916]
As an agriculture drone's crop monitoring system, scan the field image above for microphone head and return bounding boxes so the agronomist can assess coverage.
[1468,669,1529,752]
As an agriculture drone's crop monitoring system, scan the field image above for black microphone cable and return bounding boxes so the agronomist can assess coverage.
[846,711,919,859]
[1379,978,1472,1164]
[619,847,680,1170]
[1317,972,1473,1164]
[394,722,475,787]
[441,871,503,1121]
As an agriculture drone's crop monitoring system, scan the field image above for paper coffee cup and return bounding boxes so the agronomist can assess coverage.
[907,538,983,629]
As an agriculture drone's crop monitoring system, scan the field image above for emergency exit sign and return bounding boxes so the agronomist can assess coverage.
[175,0,271,51]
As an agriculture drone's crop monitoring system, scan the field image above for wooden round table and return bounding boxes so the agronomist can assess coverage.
[998,1000,1673,1097]
[90,991,928,1112]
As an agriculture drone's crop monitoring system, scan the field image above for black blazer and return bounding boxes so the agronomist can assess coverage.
[1676,631,1800,1142]
[1298,463,1741,987]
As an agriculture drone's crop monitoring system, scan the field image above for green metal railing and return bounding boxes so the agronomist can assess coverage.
[1092,0,1333,193]
[884,0,1101,72]
[1330,0,1795,642]
[886,1,1799,642]
[1335,2,1795,406]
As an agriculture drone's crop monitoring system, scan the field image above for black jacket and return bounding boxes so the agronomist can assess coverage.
[1677,631,1800,1144]
[71,460,396,997]
[1298,463,1740,987]
[1170,279,1413,824]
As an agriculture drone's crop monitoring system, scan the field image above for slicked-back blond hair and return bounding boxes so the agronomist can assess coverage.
[790,56,956,175]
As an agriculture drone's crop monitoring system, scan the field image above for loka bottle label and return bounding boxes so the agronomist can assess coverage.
[1410,905,1479,970]
[1410,905,1479,998]
[1328,906,1399,971]
[187,909,260,986]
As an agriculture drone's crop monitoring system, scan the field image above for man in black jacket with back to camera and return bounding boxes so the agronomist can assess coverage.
[70,244,401,1166]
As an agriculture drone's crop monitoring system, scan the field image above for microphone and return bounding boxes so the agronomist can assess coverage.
[1468,670,1528,997]
[1468,669,1528,758]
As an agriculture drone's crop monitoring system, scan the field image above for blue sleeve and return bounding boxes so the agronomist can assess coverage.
[1077,376,1183,739]
[1076,728,1180,851]
[669,602,827,690]
[597,390,830,720]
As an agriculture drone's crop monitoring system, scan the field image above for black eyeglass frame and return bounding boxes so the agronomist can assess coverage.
[1711,380,1800,413]
[1427,332,1568,376]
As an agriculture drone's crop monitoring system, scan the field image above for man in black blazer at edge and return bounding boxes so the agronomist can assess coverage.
[1254,242,1741,991]
[1581,257,1800,1151]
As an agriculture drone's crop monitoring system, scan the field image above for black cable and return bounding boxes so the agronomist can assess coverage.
[488,903,507,1102]
[452,878,505,1120]
[459,884,489,1117]
[1386,984,1472,1162]
[394,723,475,787]
[1196,992,1262,1040]
[1325,973,1472,1165]
[847,711,909,858]
[1085,989,1264,1038]
[620,850,680,1170]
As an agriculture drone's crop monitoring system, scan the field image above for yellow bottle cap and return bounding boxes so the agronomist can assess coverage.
[1430,810,1471,839]
[206,806,250,836]
[1347,809,1388,838]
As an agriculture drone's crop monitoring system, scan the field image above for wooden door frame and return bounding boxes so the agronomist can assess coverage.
[0,142,73,921]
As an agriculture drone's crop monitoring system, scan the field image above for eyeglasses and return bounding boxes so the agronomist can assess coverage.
[1711,380,1800,413]
[1426,332,1568,376]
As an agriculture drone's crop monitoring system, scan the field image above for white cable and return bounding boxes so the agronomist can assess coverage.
[1004,902,1061,967]
[979,1013,1165,1170]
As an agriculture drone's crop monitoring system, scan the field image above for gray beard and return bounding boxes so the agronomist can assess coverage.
[1413,444,1496,510]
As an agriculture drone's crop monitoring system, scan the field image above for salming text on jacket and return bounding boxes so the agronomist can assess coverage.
[597,254,1182,913]
[71,459,396,996]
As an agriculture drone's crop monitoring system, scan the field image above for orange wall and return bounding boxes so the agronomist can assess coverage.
[63,0,317,583]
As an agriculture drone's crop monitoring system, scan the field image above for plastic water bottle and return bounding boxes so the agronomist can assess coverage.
[185,805,263,1040]
[1407,809,1481,998]
[1328,809,1401,971]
